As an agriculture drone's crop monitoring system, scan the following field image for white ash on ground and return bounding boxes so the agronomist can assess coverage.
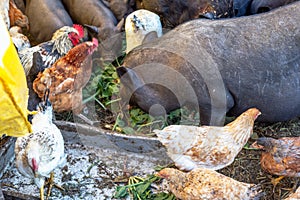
[1,141,171,200]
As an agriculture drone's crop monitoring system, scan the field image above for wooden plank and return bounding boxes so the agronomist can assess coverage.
[0,187,4,200]
[0,137,15,178]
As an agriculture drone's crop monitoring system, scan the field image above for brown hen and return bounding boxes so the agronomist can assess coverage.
[33,38,98,113]
[255,136,300,186]
[157,167,263,200]
[154,108,261,171]
[9,0,29,29]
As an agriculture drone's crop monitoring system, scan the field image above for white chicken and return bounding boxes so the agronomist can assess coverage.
[15,90,65,200]
[125,9,162,53]
[154,108,261,171]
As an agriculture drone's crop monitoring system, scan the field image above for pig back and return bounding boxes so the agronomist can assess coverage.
[25,0,73,44]
[62,0,117,41]
[250,0,299,14]
[123,2,300,124]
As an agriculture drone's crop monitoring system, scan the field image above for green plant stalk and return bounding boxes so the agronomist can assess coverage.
[136,120,164,132]
[82,90,100,104]
[95,97,107,110]
[113,113,121,131]
[105,98,121,106]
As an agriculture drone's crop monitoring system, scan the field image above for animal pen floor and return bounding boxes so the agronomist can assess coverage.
[0,118,300,200]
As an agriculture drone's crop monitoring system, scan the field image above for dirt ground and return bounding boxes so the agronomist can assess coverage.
[218,117,300,200]
[55,103,300,200]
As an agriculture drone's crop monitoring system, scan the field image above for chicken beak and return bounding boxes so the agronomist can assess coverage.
[34,172,38,178]
[250,141,265,149]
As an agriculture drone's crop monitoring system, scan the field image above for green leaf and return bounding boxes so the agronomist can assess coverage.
[136,114,149,121]
[115,116,125,128]
[135,181,152,195]
[112,71,119,79]
[130,109,141,117]
[122,126,136,134]
[153,193,176,200]
[114,186,129,198]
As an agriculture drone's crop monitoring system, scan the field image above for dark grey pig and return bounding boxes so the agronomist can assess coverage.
[118,2,300,125]
[233,0,252,16]
[25,0,73,44]
[250,0,299,14]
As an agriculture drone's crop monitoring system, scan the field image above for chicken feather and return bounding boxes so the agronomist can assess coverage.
[256,136,300,177]
[0,0,10,28]
[33,38,98,113]
[285,186,300,200]
[154,108,261,171]
[8,0,28,29]
[9,26,30,52]
[19,25,84,76]
[157,167,263,200]
[15,99,65,192]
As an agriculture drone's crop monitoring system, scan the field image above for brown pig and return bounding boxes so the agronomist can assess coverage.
[62,0,118,41]
[25,0,73,44]
[103,0,135,21]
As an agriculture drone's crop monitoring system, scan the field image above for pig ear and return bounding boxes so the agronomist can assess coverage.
[142,31,158,45]
[115,18,125,33]
[83,24,99,39]
[117,66,145,90]
[116,66,128,78]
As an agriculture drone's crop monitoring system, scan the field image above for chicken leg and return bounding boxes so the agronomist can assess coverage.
[40,185,45,200]
[271,176,285,192]
[45,172,64,200]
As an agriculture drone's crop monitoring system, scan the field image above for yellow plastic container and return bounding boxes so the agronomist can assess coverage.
[0,17,32,137]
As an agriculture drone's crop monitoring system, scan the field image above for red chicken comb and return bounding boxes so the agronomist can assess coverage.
[73,24,84,38]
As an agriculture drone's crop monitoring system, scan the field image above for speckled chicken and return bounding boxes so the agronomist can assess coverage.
[15,91,65,200]
[154,108,261,171]
[255,136,300,185]
[157,167,263,200]
[20,24,85,114]
[32,38,98,113]
[19,24,84,76]
[9,26,30,51]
